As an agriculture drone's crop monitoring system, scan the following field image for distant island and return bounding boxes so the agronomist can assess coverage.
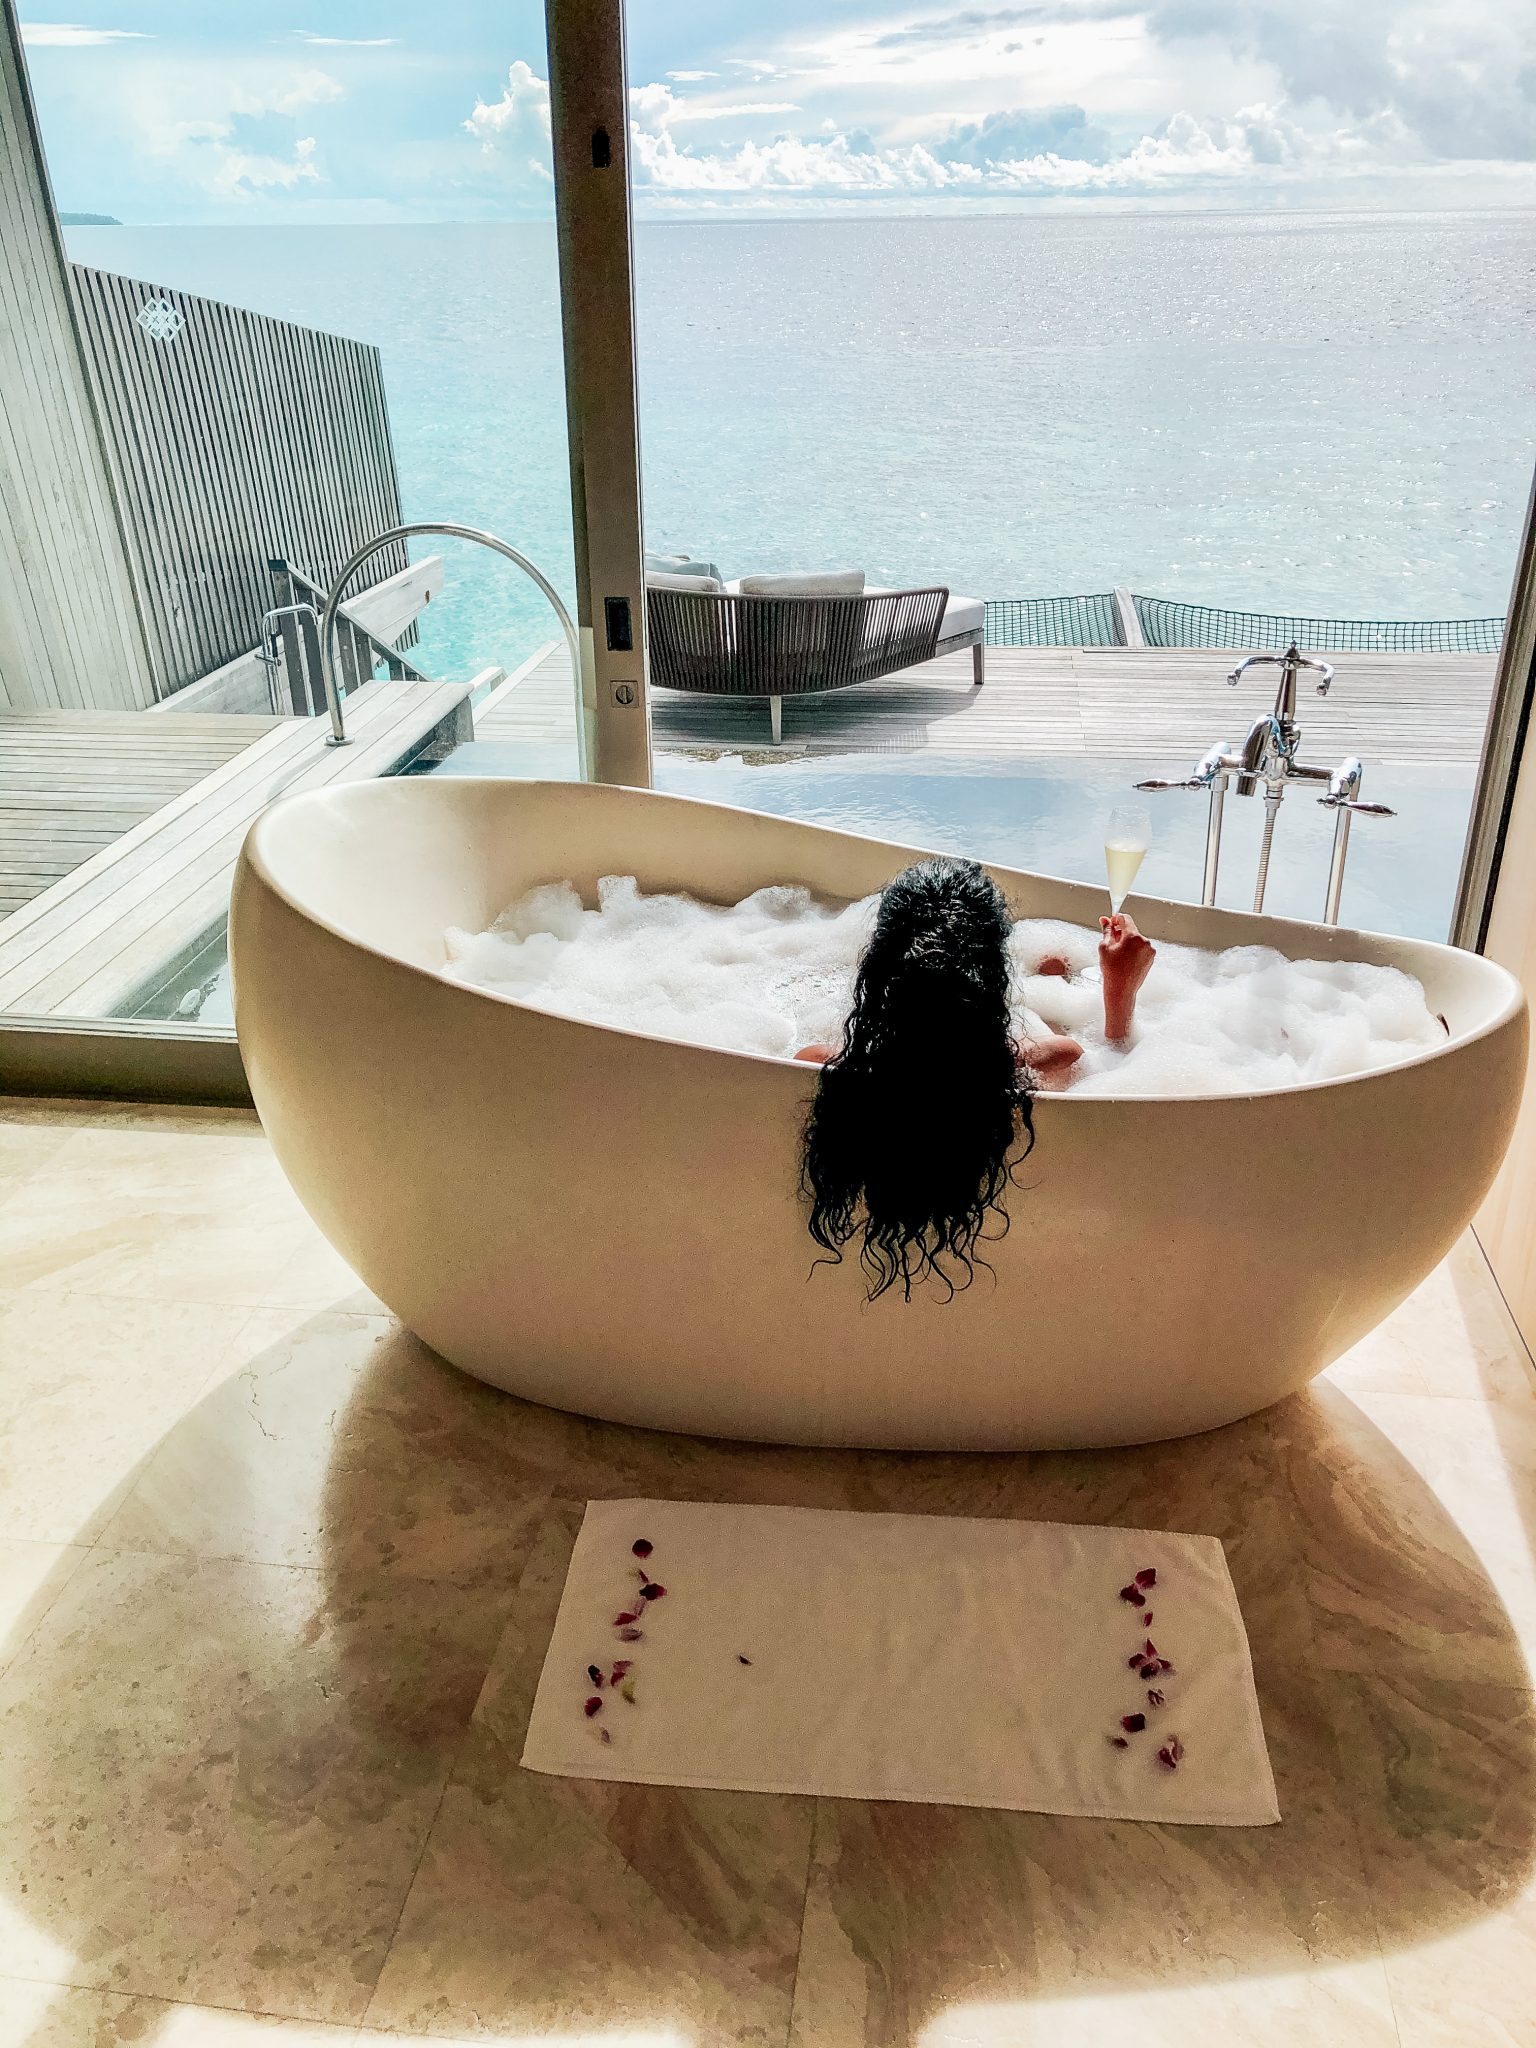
[58,211,120,226]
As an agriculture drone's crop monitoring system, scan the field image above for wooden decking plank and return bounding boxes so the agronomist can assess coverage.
[476,643,1495,767]
[53,682,456,1014]
[2,679,468,1017]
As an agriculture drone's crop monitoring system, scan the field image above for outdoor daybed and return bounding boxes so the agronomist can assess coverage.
[646,572,986,744]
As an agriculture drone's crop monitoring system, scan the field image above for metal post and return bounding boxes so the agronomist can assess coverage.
[1253,788,1283,913]
[1202,773,1227,907]
[546,0,650,787]
[1324,806,1354,926]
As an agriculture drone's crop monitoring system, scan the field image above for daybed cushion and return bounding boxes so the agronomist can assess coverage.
[738,569,865,597]
[645,551,721,579]
[647,571,724,593]
[938,593,985,641]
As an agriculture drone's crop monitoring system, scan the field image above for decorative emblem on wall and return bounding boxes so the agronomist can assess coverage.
[136,297,184,342]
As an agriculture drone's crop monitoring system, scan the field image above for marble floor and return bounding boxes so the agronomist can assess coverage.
[2,1098,1536,2048]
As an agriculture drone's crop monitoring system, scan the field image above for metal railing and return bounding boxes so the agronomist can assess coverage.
[261,557,431,717]
[1133,595,1504,654]
[986,594,1119,646]
[316,521,581,746]
[984,590,1506,652]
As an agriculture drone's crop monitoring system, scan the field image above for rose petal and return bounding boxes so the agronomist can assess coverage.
[1147,1688,1165,1707]
[1137,1662,1159,1681]
[1156,1734,1184,1770]
[632,1539,654,1558]
[584,1695,602,1717]
[1127,1650,1146,1669]
[1141,1612,1154,1625]
[1119,1584,1146,1606]
[1110,1736,1130,1749]
[1142,1640,1157,1658]
[1157,1660,1175,1675]
[599,1726,612,1745]
[614,1612,638,1626]
[738,1655,753,1666]
[620,1679,637,1703]
[610,1660,632,1683]
[639,1582,667,1601]
[1120,1712,1146,1733]
[618,1627,644,1642]
[1135,1568,1157,1589]
[587,1665,603,1686]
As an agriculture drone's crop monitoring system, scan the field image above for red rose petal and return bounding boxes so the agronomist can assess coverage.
[1120,1712,1146,1733]
[1119,1584,1146,1606]
[599,1726,612,1745]
[632,1539,653,1558]
[1110,1736,1130,1749]
[1135,1568,1157,1588]
[1127,1650,1146,1669]
[1138,1662,1159,1680]
[1157,1660,1175,1675]
[587,1665,603,1686]
[618,1627,644,1642]
[738,1654,753,1665]
[1141,1612,1154,1625]
[584,1695,602,1717]
[1156,1734,1184,1770]
[639,1582,666,1601]
[609,1660,632,1683]
[1147,1688,1165,1707]
[614,1612,638,1626]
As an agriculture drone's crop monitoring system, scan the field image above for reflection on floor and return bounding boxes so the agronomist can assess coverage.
[1,1097,1535,2047]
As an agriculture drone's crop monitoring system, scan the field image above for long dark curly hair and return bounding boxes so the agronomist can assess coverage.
[800,857,1034,1301]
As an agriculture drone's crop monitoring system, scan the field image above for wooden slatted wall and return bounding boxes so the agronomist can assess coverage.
[0,0,154,711]
[69,264,409,700]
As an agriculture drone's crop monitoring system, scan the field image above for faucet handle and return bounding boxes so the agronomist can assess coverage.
[1227,649,1334,697]
[1135,777,1203,792]
[1318,795,1395,817]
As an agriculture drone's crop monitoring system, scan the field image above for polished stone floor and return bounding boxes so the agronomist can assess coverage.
[2,1095,1536,2047]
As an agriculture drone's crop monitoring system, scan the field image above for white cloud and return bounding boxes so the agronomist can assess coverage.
[20,21,147,45]
[465,57,552,153]
[128,64,344,202]
[292,31,398,47]
[667,70,719,82]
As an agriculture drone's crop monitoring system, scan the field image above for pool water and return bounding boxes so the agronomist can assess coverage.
[437,744,1473,943]
[130,745,1472,1026]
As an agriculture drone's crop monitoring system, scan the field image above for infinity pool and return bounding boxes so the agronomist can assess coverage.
[127,745,1472,1026]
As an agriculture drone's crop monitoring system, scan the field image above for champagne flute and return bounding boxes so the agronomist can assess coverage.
[1104,804,1152,913]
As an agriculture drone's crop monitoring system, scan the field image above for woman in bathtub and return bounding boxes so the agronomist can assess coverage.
[796,857,1154,1300]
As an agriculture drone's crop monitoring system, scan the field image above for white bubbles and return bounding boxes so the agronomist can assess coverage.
[443,878,1444,1098]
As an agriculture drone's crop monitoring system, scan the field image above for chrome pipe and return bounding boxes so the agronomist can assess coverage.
[1324,805,1354,925]
[1202,772,1228,907]
[317,520,582,749]
[1252,786,1284,914]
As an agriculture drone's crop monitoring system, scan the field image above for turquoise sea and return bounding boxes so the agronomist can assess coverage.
[68,210,1536,684]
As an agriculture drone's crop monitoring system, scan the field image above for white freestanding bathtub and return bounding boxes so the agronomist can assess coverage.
[229,777,1527,1451]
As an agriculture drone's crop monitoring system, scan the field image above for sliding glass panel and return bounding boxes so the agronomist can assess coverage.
[623,7,1534,943]
[2,0,582,1046]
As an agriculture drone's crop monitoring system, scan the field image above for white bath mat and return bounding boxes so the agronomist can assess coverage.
[522,1499,1279,1827]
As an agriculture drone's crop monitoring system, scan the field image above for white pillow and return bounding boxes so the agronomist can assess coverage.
[646,570,723,593]
[645,551,721,579]
[738,569,865,597]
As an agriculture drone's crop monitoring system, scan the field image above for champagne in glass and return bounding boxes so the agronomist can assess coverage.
[1104,804,1152,913]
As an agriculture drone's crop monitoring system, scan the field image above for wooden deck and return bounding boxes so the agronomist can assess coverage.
[478,643,1498,767]
[0,679,470,1020]
[0,709,281,916]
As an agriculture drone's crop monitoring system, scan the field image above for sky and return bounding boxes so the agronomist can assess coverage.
[17,0,1536,223]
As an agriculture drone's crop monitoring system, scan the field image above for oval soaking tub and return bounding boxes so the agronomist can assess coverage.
[229,777,1527,1452]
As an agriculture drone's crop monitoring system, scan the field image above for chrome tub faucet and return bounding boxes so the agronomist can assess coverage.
[1135,644,1394,925]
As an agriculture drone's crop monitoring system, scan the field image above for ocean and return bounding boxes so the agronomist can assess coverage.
[67,209,1536,685]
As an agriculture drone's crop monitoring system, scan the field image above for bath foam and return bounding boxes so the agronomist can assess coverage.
[442,876,1444,1097]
